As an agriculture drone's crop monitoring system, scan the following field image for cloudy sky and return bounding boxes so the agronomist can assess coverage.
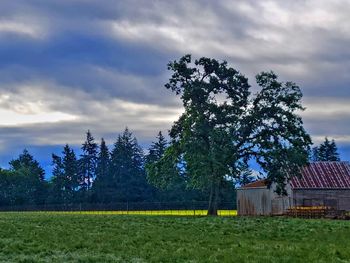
[0,0,349,173]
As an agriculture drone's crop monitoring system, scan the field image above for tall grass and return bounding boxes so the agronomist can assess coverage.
[0,212,349,262]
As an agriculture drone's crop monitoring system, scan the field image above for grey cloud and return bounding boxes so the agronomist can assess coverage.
[0,0,349,165]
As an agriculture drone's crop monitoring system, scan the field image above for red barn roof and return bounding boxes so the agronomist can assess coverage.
[241,162,350,189]
[242,179,268,188]
[290,162,350,189]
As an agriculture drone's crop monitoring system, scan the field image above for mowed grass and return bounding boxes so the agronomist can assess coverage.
[0,213,349,262]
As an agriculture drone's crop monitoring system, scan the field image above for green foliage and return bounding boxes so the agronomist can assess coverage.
[235,163,256,186]
[50,154,64,203]
[49,145,79,204]
[0,169,22,205]
[9,149,45,181]
[147,143,183,190]
[252,72,312,194]
[110,128,153,202]
[149,55,311,213]
[79,130,98,191]
[0,128,236,206]
[6,150,47,205]
[62,145,79,192]
[0,213,349,262]
[312,137,340,161]
[145,131,167,166]
[145,131,177,189]
[92,138,112,202]
[146,132,217,202]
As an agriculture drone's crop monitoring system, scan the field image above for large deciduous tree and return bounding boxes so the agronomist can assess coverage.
[147,55,311,215]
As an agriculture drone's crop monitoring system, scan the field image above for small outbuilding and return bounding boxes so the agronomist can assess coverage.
[237,161,350,216]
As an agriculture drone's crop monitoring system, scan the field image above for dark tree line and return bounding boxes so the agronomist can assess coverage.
[0,128,234,207]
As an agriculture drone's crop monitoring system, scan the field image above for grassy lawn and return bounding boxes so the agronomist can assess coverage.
[0,213,349,262]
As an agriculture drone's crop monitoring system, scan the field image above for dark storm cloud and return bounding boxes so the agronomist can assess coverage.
[0,0,349,168]
[0,28,174,107]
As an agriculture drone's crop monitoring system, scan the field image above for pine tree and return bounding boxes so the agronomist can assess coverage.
[79,130,98,191]
[10,149,45,181]
[50,145,79,204]
[146,131,214,202]
[50,154,64,203]
[145,132,167,187]
[9,149,47,205]
[310,146,320,162]
[110,128,151,202]
[0,168,18,206]
[236,162,255,186]
[328,139,340,161]
[93,138,112,202]
[312,137,340,161]
[145,131,167,165]
[318,138,331,160]
[62,145,79,198]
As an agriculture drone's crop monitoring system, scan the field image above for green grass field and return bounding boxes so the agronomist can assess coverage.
[0,212,349,262]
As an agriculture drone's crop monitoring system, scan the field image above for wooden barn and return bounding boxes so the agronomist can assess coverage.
[237,162,350,216]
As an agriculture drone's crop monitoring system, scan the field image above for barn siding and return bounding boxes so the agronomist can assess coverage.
[293,189,350,211]
[237,181,293,216]
[237,187,271,215]
[271,197,292,215]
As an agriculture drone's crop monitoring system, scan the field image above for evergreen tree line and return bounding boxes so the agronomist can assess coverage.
[0,130,341,207]
[311,137,340,162]
[0,128,235,207]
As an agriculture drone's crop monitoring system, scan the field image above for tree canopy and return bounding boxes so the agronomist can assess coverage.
[4,150,47,205]
[79,130,98,191]
[50,144,79,204]
[147,55,312,215]
[311,137,340,161]
[110,128,153,202]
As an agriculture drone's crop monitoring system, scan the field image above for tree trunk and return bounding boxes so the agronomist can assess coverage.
[207,180,220,216]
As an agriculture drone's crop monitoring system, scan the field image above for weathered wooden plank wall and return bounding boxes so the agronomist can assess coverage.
[293,189,350,210]
[237,187,271,215]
